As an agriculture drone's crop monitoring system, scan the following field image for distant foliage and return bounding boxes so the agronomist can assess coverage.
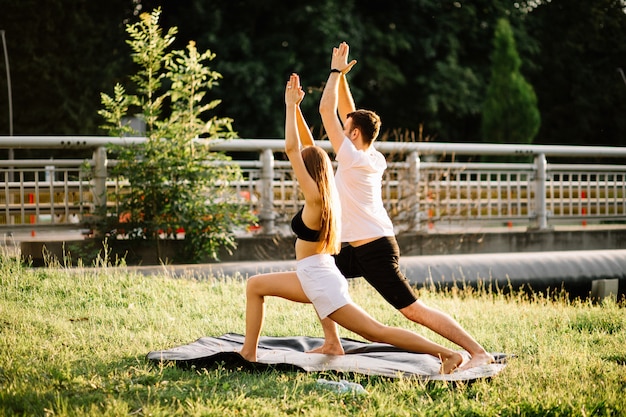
[4,1,626,146]
[481,18,540,144]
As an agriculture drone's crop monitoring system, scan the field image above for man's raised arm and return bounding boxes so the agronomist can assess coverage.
[338,74,356,125]
[319,42,357,154]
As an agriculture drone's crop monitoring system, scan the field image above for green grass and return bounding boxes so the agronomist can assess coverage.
[0,254,625,417]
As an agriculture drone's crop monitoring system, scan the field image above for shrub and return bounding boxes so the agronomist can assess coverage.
[98,8,255,262]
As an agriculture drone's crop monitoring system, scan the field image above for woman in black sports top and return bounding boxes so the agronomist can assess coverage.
[291,208,321,242]
[239,74,463,374]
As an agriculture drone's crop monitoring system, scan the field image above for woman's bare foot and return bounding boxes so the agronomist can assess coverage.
[307,341,345,355]
[458,352,495,370]
[239,349,257,362]
[439,352,464,374]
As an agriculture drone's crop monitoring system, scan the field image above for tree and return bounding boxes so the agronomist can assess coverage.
[143,0,361,139]
[0,0,135,137]
[4,0,626,147]
[145,0,534,143]
[525,0,626,146]
[481,18,540,144]
[98,8,255,263]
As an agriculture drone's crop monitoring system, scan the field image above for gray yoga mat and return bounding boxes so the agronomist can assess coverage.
[147,333,510,382]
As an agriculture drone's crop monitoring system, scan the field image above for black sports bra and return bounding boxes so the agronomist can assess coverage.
[291,208,321,242]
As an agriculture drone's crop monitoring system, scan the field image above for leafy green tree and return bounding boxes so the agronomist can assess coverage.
[99,8,255,262]
[0,0,134,137]
[481,18,540,144]
[4,0,626,147]
[146,0,533,143]
[525,0,626,146]
[144,0,360,139]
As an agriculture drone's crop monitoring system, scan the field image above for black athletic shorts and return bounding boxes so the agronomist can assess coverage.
[333,236,418,310]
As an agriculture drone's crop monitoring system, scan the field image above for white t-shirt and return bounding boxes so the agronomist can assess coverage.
[334,137,395,242]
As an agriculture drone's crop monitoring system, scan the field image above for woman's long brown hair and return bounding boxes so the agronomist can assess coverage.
[301,146,341,254]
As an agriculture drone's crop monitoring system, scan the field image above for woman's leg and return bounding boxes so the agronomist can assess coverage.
[328,303,464,374]
[308,317,344,355]
[239,271,311,362]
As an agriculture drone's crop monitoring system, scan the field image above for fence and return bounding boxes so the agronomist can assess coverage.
[1,136,625,234]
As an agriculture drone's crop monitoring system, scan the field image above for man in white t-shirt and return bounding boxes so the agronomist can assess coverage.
[316,42,494,370]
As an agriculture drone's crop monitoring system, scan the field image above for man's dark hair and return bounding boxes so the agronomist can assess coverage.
[347,109,381,145]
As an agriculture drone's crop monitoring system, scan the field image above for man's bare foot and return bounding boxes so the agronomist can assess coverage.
[307,342,345,355]
[458,352,495,370]
[439,352,464,374]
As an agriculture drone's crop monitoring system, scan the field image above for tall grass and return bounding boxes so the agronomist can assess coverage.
[0,253,624,416]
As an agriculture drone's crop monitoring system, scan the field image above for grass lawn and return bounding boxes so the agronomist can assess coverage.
[0,254,624,416]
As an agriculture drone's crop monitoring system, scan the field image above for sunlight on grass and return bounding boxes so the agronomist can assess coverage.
[0,253,624,416]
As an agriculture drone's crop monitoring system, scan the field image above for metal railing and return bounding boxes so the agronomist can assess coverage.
[1,136,625,234]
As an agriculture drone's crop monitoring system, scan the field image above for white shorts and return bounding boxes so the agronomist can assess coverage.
[296,254,352,319]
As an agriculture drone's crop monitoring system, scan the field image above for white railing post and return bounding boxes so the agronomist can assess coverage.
[93,146,107,214]
[259,148,275,234]
[531,153,549,230]
[45,164,54,223]
[407,151,421,231]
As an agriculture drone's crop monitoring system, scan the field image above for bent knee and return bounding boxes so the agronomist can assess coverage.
[246,275,264,294]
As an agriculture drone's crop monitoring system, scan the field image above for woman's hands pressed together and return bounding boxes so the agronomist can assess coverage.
[285,73,305,106]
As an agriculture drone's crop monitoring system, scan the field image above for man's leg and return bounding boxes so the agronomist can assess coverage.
[355,237,494,369]
[400,300,494,369]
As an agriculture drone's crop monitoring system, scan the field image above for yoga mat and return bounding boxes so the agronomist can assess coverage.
[147,333,510,381]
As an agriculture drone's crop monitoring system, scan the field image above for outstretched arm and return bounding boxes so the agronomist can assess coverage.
[292,77,315,147]
[319,42,357,154]
[285,74,302,157]
[285,74,318,199]
[296,105,314,147]
[338,74,356,124]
